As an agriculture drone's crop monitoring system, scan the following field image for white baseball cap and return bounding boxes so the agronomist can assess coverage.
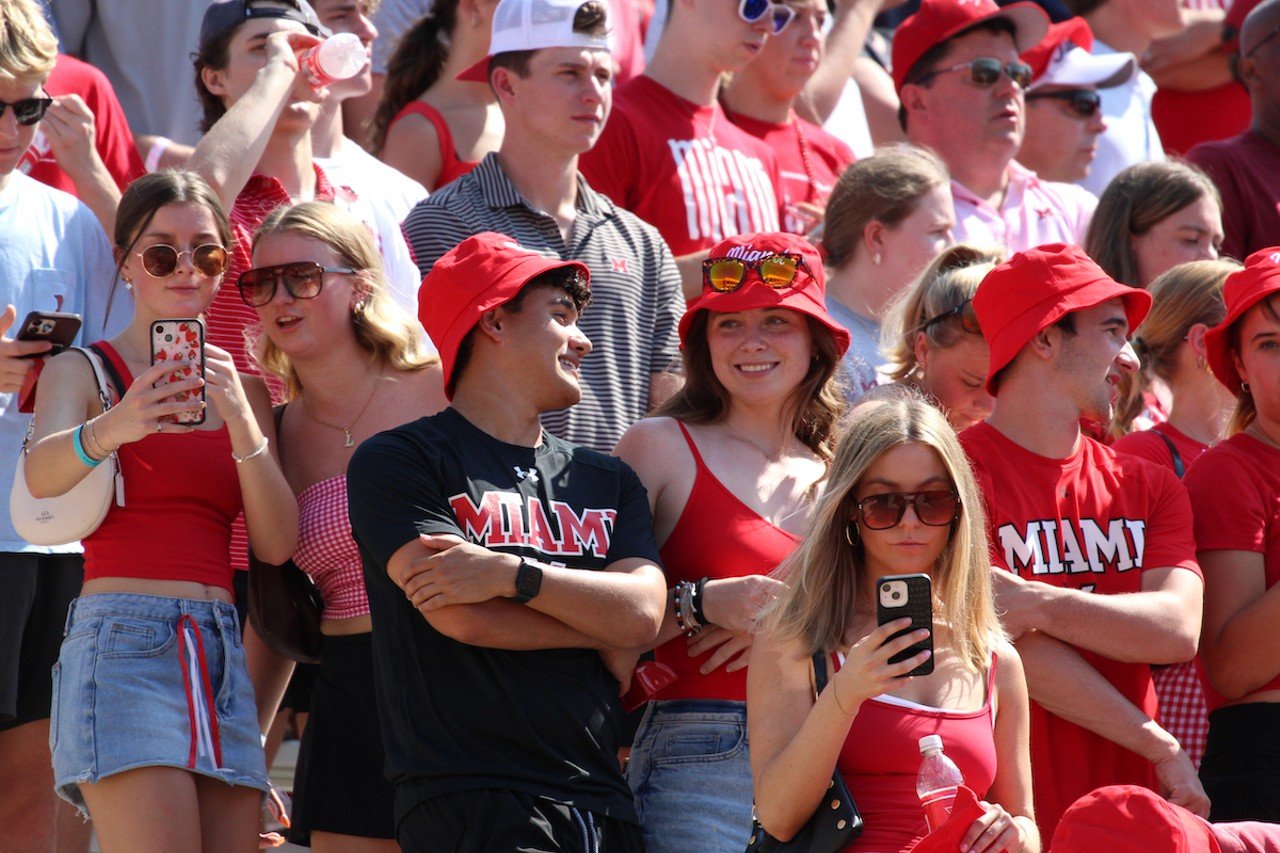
[1023,18,1135,92]
[457,0,610,83]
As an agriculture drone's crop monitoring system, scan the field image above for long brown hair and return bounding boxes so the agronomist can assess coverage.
[370,0,462,152]
[654,312,846,461]
[761,392,1001,670]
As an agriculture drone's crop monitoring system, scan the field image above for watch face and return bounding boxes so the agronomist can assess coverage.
[516,561,542,601]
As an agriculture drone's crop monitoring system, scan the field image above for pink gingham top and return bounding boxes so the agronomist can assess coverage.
[293,475,368,620]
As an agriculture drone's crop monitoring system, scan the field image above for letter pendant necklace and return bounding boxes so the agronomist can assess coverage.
[302,376,380,447]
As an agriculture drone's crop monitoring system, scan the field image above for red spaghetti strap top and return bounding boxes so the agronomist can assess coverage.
[388,101,480,190]
[653,422,800,702]
[83,342,244,592]
[835,653,1000,852]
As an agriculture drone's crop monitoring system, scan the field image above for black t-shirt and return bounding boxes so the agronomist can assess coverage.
[347,407,661,825]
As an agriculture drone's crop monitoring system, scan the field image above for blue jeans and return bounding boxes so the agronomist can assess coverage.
[626,700,754,853]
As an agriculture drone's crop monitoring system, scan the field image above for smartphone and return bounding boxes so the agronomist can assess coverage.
[149,318,206,426]
[16,310,81,357]
[876,573,934,677]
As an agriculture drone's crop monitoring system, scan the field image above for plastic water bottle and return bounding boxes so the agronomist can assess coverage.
[16,130,51,174]
[917,734,963,832]
[297,33,367,90]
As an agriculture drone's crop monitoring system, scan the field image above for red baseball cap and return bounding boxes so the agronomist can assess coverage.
[418,231,589,399]
[891,0,1049,93]
[973,243,1151,396]
[678,232,850,356]
[1204,246,1280,394]
[1051,785,1221,853]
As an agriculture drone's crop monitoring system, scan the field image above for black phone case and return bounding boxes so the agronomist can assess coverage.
[149,318,206,426]
[876,573,935,677]
[16,311,81,357]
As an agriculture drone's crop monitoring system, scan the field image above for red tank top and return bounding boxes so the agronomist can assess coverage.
[388,101,480,190]
[836,653,999,852]
[654,422,800,702]
[83,342,244,591]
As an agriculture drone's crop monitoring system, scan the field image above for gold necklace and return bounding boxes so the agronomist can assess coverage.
[722,420,792,463]
[302,375,381,448]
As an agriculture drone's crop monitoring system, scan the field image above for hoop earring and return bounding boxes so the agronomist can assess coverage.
[844,521,860,547]
[1242,380,1251,393]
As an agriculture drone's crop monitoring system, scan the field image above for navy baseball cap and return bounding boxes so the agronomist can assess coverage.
[200,0,329,50]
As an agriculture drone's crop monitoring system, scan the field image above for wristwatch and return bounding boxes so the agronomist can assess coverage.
[511,559,543,604]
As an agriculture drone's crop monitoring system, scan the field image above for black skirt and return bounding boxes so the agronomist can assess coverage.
[1201,702,1280,822]
[287,632,396,844]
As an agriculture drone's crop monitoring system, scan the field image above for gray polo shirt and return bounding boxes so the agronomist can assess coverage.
[403,153,684,452]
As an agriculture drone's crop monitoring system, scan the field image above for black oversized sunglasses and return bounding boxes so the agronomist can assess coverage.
[919,57,1033,90]
[0,96,53,126]
[236,261,355,307]
[853,490,960,530]
[918,299,982,336]
[1026,88,1102,119]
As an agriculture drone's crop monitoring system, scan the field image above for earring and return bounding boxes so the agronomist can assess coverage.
[844,521,860,547]
[353,300,365,317]
[872,253,882,266]
[1242,380,1251,393]
[123,278,133,291]
[1197,355,1207,371]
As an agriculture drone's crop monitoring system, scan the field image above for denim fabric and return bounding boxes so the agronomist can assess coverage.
[626,700,755,853]
[50,593,270,813]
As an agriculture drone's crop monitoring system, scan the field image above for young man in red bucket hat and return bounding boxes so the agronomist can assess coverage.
[958,243,1208,839]
[347,232,666,850]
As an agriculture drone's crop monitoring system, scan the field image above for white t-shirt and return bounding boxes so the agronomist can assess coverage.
[1077,41,1163,197]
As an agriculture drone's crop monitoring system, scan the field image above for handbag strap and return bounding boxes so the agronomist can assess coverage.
[20,347,112,452]
[812,651,830,697]
[1155,430,1185,479]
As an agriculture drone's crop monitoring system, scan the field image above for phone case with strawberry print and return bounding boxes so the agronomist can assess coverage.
[149,318,206,425]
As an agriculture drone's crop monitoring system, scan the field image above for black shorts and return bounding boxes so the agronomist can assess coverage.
[288,634,394,844]
[0,553,83,731]
[1202,702,1280,822]
[400,789,644,853]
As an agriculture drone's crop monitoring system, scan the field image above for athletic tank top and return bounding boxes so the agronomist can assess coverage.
[836,653,999,852]
[84,342,243,591]
[293,475,368,620]
[387,101,480,190]
[654,422,800,702]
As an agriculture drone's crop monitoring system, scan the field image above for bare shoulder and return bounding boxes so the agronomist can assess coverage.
[392,364,448,418]
[992,637,1027,696]
[614,417,692,475]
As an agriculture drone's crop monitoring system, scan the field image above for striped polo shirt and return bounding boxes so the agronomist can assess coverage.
[403,153,684,452]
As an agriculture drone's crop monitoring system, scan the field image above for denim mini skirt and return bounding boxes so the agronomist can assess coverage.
[50,593,270,812]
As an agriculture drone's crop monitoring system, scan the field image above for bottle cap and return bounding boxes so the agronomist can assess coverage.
[918,734,943,754]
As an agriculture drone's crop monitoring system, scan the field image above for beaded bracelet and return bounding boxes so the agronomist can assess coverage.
[72,424,101,468]
[673,580,702,637]
[232,436,270,463]
[692,576,711,626]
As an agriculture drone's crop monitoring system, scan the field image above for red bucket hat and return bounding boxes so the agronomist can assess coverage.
[973,243,1151,397]
[418,232,589,399]
[1051,785,1221,853]
[678,232,850,356]
[891,0,1049,93]
[1204,246,1280,395]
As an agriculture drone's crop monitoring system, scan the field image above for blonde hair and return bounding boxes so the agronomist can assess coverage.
[1111,259,1238,438]
[249,202,437,399]
[1225,294,1280,436]
[761,391,1002,671]
[0,0,56,83]
[881,244,1004,383]
[822,145,949,269]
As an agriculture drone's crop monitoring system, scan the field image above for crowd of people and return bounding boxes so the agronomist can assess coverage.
[5,0,1280,850]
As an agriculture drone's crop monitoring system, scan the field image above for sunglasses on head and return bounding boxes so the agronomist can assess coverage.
[918,298,981,336]
[0,96,52,126]
[853,490,960,531]
[1026,88,1102,119]
[132,244,229,278]
[738,0,795,34]
[703,253,807,293]
[236,261,356,307]
[920,57,1033,90]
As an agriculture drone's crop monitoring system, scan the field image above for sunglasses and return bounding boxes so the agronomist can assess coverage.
[703,253,807,293]
[1026,88,1102,119]
[853,490,960,531]
[738,0,795,34]
[919,299,981,336]
[236,261,356,307]
[132,244,230,278]
[920,57,1033,90]
[0,96,52,126]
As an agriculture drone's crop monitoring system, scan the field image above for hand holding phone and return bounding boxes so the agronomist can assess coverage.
[15,310,80,358]
[876,573,935,677]
[149,319,206,426]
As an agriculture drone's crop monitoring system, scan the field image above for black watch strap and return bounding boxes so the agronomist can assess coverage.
[511,559,543,604]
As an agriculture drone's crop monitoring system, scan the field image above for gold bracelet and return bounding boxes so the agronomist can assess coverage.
[232,436,269,463]
[83,417,110,462]
[831,683,857,717]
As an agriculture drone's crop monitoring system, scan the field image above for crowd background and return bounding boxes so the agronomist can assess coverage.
[4,0,1280,849]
